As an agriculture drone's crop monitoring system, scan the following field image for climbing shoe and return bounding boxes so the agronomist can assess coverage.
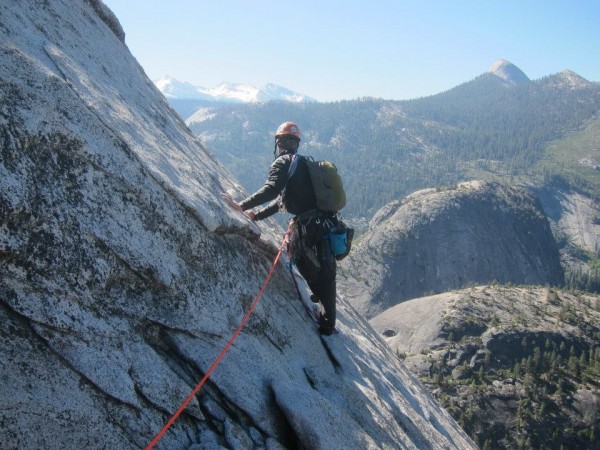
[319,325,334,336]
[319,317,335,335]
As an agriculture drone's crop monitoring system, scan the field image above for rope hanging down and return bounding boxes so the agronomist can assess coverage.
[146,235,288,450]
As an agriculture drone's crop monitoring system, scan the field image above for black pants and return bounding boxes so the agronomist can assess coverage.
[294,216,337,328]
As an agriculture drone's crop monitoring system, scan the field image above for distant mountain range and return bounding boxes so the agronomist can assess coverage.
[154,75,316,103]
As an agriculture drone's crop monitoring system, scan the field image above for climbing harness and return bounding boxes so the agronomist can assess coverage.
[146,235,288,450]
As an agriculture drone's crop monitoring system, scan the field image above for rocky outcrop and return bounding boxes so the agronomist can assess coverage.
[338,181,564,319]
[370,286,600,449]
[487,59,530,85]
[0,2,475,449]
[87,0,125,42]
[537,184,600,264]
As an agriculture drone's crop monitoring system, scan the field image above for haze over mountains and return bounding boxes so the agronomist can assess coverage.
[155,74,316,103]
[157,59,593,108]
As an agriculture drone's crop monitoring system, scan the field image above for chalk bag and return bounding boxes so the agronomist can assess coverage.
[328,227,348,256]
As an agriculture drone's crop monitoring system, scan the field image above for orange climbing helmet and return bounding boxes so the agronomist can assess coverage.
[275,122,301,141]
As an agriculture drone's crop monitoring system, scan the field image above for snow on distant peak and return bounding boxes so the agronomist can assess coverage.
[154,75,211,100]
[209,82,260,103]
[258,83,314,102]
[487,59,530,85]
[154,76,315,103]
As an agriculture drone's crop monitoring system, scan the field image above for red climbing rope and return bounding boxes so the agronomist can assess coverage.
[146,235,288,450]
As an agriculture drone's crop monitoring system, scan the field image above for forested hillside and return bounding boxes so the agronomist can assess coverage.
[403,72,600,170]
[186,71,600,221]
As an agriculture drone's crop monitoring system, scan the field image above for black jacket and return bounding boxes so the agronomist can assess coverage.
[239,152,317,220]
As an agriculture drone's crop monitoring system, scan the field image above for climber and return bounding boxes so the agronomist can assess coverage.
[221,122,339,335]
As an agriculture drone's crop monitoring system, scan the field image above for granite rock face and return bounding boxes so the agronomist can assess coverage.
[339,181,565,319]
[536,184,600,270]
[0,1,474,449]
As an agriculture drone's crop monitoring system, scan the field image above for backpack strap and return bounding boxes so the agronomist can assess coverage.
[280,154,300,211]
[287,154,302,179]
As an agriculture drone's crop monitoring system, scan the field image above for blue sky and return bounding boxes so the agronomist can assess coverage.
[103,0,600,102]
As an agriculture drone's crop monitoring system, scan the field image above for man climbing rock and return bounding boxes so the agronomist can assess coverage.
[222,122,339,335]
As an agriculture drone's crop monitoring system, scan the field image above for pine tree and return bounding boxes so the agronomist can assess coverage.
[513,361,521,378]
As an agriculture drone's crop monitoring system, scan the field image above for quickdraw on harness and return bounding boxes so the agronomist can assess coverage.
[146,235,289,450]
